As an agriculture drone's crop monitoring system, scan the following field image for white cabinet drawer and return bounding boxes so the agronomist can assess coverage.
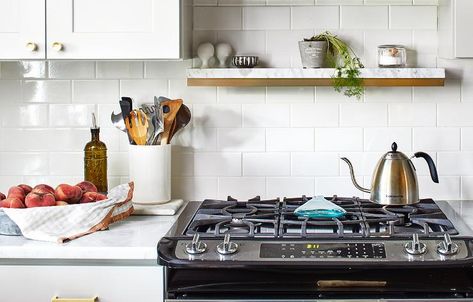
[0,265,163,302]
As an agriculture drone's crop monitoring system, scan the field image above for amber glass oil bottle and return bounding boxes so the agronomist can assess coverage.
[84,113,108,193]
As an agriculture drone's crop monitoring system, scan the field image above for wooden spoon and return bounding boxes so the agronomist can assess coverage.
[168,104,191,143]
[125,110,149,145]
[160,99,183,145]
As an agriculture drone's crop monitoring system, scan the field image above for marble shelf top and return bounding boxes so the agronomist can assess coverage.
[187,68,445,79]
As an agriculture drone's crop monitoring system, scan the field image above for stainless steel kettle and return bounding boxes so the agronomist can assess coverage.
[341,142,439,205]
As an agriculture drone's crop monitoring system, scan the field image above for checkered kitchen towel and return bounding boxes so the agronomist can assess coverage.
[2,182,134,243]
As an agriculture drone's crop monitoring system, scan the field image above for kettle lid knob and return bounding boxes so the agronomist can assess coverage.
[391,142,398,152]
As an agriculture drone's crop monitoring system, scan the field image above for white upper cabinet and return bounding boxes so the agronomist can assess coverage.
[0,0,46,59]
[439,0,473,58]
[0,0,191,60]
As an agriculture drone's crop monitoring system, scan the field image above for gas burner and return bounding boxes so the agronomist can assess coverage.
[185,196,280,237]
[184,196,459,239]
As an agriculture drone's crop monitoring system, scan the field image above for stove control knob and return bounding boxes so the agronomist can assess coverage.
[405,234,427,255]
[185,234,207,255]
[437,233,459,256]
[217,234,238,255]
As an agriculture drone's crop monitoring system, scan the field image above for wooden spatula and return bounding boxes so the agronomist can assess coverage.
[125,110,149,145]
[160,99,183,145]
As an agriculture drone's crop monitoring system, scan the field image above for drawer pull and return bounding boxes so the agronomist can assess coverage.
[51,296,97,302]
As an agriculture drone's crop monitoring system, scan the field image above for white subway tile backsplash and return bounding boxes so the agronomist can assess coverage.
[364,127,412,151]
[22,80,71,103]
[194,152,242,176]
[267,128,314,151]
[96,61,143,79]
[0,61,47,79]
[194,7,242,30]
[217,128,266,151]
[418,176,460,200]
[461,128,473,151]
[365,87,412,103]
[0,153,49,176]
[438,104,473,127]
[169,79,217,104]
[2,104,49,128]
[388,103,436,127]
[218,177,266,199]
[172,127,218,152]
[340,103,387,127]
[267,87,314,104]
[414,127,460,151]
[48,61,96,79]
[461,177,473,200]
[243,104,290,127]
[49,104,95,127]
[0,80,21,103]
[292,6,340,30]
[218,87,266,104]
[244,7,290,30]
[438,152,473,176]
[266,177,315,198]
[315,128,363,151]
[390,6,437,30]
[291,104,339,127]
[49,152,82,176]
[291,152,339,176]
[172,177,218,200]
[193,104,242,127]
[73,80,119,104]
[243,152,290,176]
[340,6,389,29]
[315,177,360,196]
[217,30,266,56]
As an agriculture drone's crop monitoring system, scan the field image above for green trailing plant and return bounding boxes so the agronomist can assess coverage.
[304,31,364,100]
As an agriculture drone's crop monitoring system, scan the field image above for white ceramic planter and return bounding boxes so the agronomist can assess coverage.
[129,144,171,205]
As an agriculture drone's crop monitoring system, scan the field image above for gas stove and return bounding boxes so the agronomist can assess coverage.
[158,196,473,301]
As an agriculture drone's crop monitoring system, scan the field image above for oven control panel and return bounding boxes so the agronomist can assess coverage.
[175,234,470,262]
[260,243,386,259]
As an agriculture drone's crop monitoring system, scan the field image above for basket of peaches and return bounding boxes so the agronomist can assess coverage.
[0,181,107,208]
[0,181,107,209]
[0,181,134,242]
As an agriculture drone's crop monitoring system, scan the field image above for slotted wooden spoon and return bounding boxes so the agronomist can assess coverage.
[125,110,149,145]
[160,99,183,145]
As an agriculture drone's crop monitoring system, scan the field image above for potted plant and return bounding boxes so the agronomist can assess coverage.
[299,31,365,99]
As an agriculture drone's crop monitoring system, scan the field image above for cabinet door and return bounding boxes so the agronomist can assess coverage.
[46,0,181,60]
[0,0,46,59]
[455,0,473,57]
[0,265,163,302]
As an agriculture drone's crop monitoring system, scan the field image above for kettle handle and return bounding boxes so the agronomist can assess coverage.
[414,152,439,183]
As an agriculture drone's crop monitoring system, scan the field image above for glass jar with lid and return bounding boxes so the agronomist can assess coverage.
[378,45,407,68]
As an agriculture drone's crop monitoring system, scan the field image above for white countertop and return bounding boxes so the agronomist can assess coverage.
[0,215,179,265]
[0,200,472,266]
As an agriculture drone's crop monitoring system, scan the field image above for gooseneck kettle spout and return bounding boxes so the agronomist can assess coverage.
[341,157,370,194]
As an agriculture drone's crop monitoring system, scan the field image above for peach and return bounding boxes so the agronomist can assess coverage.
[0,197,25,208]
[79,192,97,204]
[25,193,56,208]
[56,201,69,206]
[76,181,98,193]
[0,192,5,200]
[96,193,108,201]
[32,184,55,195]
[7,186,26,202]
[55,184,82,204]
[18,184,32,195]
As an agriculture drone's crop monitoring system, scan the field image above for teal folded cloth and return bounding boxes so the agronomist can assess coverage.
[294,196,346,219]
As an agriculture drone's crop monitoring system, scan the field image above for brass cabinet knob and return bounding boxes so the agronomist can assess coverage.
[52,42,64,51]
[26,42,38,51]
[51,296,98,302]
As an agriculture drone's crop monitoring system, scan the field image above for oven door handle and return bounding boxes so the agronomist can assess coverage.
[317,280,387,288]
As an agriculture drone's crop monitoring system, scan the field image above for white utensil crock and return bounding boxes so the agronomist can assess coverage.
[129,144,171,205]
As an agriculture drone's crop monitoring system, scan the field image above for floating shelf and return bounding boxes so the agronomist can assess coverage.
[187,68,445,87]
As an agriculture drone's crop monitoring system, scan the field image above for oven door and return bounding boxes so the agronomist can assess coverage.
[163,266,473,301]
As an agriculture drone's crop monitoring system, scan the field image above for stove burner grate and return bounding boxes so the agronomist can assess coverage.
[184,195,459,239]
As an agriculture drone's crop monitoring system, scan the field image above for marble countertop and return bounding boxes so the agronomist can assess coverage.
[0,215,179,265]
[0,200,472,266]
[187,68,446,79]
